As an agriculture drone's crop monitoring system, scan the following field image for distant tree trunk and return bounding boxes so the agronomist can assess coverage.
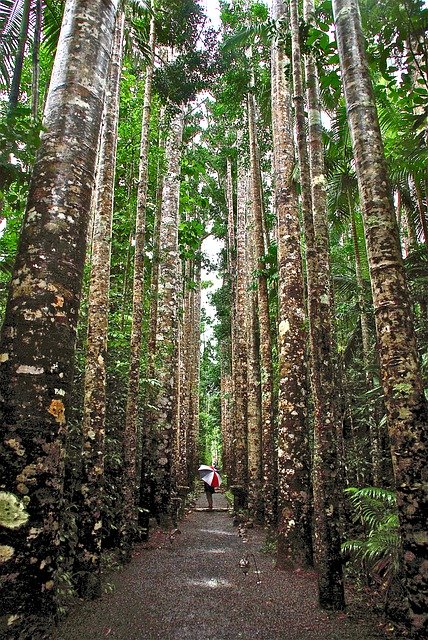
[177,260,193,491]
[8,0,31,112]
[152,108,184,523]
[247,85,276,527]
[333,1,428,634]
[246,185,263,523]
[76,11,124,599]
[187,260,202,484]
[302,0,345,610]
[122,14,156,548]
[230,149,248,511]
[272,0,312,570]
[220,343,232,477]
[0,1,119,636]
[31,0,43,120]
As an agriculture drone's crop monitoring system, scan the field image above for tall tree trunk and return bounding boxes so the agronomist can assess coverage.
[220,342,232,478]
[0,1,119,636]
[333,1,428,634]
[187,260,202,485]
[272,0,312,570]
[349,204,382,484]
[301,0,345,610]
[7,0,31,112]
[152,108,184,523]
[230,150,248,511]
[246,184,263,523]
[76,11,124,599]
[122,14,156,548]
[247,85,276,527]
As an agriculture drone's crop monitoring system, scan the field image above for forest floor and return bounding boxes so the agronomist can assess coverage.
[59,492,397,640]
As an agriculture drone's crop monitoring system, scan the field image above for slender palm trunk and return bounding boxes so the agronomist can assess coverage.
[8,0,31,112]
[272,0,312,569]
[187,260,202,484]
[247,86,276,527]
[31,0,43,120]
[122,14,156,546]
[0,1,119,635]
[333,2,428,634]
[76,11,124,599]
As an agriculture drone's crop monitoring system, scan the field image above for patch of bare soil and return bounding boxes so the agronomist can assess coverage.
[59,492,395,640]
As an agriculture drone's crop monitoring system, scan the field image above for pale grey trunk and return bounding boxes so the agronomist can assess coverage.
[333,1,428,634]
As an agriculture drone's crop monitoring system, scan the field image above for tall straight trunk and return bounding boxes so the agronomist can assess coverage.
[152,108,184,522]
[350,205,381,484]
[333,1,428,634]
[122,14,156,544]
[246,186,263,523]
[187,260,201,484]
[272,0,312,569]
[177,260,193,490]
[147,128,166,375]
[226,156,235,278]
[76,11,124,599]
[247,88,276,527]
[31,0,43,120]
[7,0,31,112]
[220,343,232,477]
[297,0,345,610]
[0,1,119,636]
[230,150,248,510]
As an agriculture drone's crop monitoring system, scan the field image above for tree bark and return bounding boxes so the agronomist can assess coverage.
[122,14,156,548]
[272,0,312,570]
[76,10,124,599]
[230,149,248,511]
[247,86,276,527]
[152,108,184,523]
[333,1,428,634]
[0,1,119,636]
[302,0,345,610]
[31,0,43,120]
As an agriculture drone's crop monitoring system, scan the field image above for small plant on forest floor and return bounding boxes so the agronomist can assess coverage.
[342,486,401,607]
[260,536,277,556]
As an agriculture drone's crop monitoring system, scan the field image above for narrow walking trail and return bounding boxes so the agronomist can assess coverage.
[59,492,388,640]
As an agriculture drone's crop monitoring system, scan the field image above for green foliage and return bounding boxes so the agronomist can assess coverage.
[342,487,401,587]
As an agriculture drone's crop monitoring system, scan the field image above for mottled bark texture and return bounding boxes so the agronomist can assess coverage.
[152,109,184,522]
[245,185,263,523]
[187,261,201,486]
[303,0,345,610]
[220,344,232,479]
[122,14,156,546]
[247,89,276,527]
[272,0,312,570]
[77,11,124,599]
[230,151,248,511]
[0,1,119,637]
[333,1,428,634]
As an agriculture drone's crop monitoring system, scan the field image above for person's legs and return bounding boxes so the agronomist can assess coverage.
[205,489,213,509]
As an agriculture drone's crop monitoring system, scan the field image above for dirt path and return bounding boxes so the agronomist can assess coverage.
[59,492,388,640]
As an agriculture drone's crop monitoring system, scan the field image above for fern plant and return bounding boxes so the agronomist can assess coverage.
[342,487,401,591]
